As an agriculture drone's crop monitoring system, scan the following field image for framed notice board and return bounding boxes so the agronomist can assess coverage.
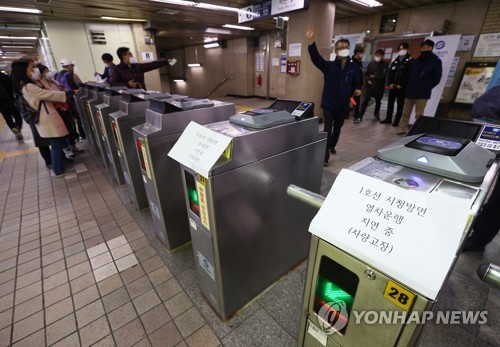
[454,62,497,105]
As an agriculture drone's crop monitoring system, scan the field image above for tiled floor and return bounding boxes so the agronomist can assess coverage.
[0,99,499,347]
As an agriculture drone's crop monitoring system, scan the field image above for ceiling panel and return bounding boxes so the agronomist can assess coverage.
[0,0,463,63]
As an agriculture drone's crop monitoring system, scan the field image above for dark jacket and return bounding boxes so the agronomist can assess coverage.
[97,64,115,80]
[308,42,362,112]
[351,57,364,88]
[364,60,389,99]
[471,85,500,119]
[0,72,14,101]
[109,60,168,90]
[405,51,442,99]
[387,53,412,88]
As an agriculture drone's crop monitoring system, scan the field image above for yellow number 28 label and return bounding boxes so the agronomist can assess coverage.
[383,280,415,311]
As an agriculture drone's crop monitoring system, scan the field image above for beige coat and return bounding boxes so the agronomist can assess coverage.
[22,83,69,138]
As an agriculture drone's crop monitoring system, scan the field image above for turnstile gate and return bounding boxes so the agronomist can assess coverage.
[132,98,234,250]
[108,90,172,210]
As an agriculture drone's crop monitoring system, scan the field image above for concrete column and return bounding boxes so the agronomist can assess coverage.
[285,0,336,117]
[131,23,163,91]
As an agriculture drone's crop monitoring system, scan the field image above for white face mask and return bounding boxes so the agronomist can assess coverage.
[73,66,78,73]
[130,56,138,64]
[337,49,350,57]
[398,49,408,56]
[31,68,41,80]
[374,57,381,62]
[44,71,55,80]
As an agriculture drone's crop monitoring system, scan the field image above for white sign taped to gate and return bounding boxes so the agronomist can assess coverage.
[309,169,472,300]
[167,121,232,177]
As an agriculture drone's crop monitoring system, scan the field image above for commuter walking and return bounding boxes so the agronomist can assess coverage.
[380,42,412,126]
[350,47,364,121]
[110,47,172,90]
[397,39,442,135]
[0,71,24,140]
[306,24,362,166]
[11,58,78,177]
[357,49,389,123]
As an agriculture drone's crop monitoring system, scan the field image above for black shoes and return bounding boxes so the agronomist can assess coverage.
[392,122,399,127]
[330,148,336,155]
[380,118,392,124]
[461,239,486,252]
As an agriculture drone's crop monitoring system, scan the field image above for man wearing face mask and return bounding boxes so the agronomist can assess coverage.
[381,42,412,126]
[110,47,174,90]
[357,49,389,123]
[396,39,442,135]
[306,24,362,166]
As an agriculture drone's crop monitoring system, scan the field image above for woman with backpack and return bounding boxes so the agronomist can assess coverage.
[11,58,78,177]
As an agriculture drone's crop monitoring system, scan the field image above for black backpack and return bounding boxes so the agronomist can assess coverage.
[13,91,47,125]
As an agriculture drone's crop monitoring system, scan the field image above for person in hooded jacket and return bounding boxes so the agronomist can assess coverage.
[396,39,442,135]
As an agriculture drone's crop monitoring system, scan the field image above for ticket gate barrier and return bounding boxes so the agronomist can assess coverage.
[109,91,172,210]
[85,85,111,167]
[132,98,235,250]
[175,105,326,319]
[291,118,499,347]
[74,85,98,156]
[94,87,131,185]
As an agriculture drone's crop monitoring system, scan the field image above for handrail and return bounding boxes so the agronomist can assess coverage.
[477,263,500,289]
[206,76,235,99]
[286,184,325,210]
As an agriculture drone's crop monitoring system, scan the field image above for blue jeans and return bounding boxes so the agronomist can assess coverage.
[48,138,66,175]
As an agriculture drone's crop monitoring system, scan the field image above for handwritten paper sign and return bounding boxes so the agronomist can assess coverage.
[309,169,472,300]
[167,121,232,177]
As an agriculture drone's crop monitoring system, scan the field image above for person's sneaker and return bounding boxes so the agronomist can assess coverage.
[354,118,361,123]
[323,161,329,167]
[380,118,392,124]
[374,115,380,121]
[396,130,407,135]
[63,148,75,159]
[12,128,23,140]
[392,122,399,127]
[55,172,65,178]
[461,239,486,252]
[330,148,336,155]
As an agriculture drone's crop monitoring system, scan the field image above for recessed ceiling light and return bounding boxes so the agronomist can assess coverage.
[204,42,219,48]
[187,63,202,67]
[222,24,254,31]
[0,6,42,14]
[349,0,382,7]
[0,26,41,31]
[0,36,38,40]
[100,16,147,22]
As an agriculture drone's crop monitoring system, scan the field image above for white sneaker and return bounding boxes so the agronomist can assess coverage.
[63,148,75,159]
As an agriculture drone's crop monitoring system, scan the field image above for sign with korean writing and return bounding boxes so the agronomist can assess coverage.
[474,33,500,57]
[238,0,272,23]
[271,0,305,15]
[309,169,472,300]
[167,121,232,177]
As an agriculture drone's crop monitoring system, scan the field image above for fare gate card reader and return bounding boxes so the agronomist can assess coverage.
[149,98,213,114]
[229,99,315,129]
[377,133,495,183]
